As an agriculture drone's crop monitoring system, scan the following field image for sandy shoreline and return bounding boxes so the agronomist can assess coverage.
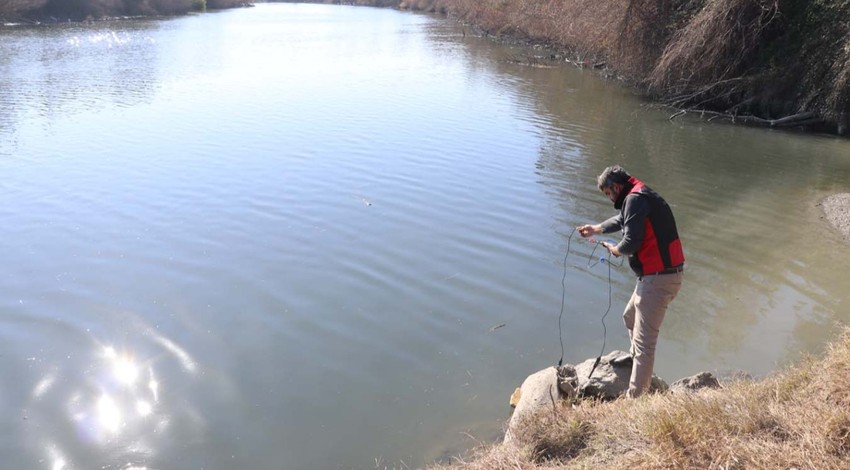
[822,193,850,241]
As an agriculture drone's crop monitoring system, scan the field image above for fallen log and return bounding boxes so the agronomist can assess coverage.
[669,109,822,129]
[769,112,818,127]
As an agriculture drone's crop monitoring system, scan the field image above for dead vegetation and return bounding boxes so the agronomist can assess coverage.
[649,0,780,104]
[397,0,850,134]
[430,327,850,469]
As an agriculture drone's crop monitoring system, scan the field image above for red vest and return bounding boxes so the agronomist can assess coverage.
[625,177,685,276]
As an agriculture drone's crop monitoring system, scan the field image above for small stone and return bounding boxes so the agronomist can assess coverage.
[671,372,721,393]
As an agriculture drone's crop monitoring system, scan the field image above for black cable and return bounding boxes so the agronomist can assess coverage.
[587,240,625,269]
[587,255,613,379]
[556,227,618,377]
[557,227,576,367]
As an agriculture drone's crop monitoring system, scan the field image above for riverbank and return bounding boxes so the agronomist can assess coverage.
[290,0,847,136]
[0,0,251,23]
[430,328,850,469]
[403,0,850,135]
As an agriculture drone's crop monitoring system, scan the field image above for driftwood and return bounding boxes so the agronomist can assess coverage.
[669,109,822,128]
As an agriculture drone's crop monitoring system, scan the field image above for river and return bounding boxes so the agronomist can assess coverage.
[1,3,849,469]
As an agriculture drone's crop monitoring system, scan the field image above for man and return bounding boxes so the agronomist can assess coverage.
[578,165,684,398]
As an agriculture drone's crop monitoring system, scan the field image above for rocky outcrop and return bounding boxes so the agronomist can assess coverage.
[506,353,735,443]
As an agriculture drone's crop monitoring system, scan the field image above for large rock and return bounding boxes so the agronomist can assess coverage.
[670,371,721,393]
[505,367,560,443]
[569,350,667,399]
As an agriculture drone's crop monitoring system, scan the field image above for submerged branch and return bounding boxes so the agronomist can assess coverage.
[670,109,823,128]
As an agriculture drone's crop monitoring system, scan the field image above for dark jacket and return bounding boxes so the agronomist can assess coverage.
[600,177,685,277]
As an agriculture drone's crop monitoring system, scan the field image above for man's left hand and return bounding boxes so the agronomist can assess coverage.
[601,241,621,257]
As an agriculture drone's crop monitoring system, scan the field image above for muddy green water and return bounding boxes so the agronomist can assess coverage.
[1,3,849,469]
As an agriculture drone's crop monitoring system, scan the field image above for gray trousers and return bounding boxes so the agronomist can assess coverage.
[623,271,683,398]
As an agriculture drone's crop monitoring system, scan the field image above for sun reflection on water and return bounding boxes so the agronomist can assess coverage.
[148,367,159,403]
[84,345,161,438]
[104,346,141,387]
[51,341,171,464]
[29,329,198,468]
[47,445,66,470]
[97,394,122,433]
[136,400,153,417]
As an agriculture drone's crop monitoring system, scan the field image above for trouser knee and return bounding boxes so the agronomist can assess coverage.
[631,334,658,357]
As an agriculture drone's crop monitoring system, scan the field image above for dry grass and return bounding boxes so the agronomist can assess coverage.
[402,0,674,76]
[0,0,47,17]
[430,327,850,469]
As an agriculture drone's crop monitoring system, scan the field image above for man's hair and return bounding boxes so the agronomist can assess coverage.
[597,165,631,190]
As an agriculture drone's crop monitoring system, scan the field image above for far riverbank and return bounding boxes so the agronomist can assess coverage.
[0,0,251,23]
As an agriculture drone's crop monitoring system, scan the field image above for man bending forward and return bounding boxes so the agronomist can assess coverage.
[578,165,685,398]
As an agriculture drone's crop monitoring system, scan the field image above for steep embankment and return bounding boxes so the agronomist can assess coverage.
[0,0,248,21]
[395,0,850,135]
[430,328,850,469]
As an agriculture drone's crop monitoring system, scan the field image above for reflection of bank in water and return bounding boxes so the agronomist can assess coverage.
[0,24,161,138]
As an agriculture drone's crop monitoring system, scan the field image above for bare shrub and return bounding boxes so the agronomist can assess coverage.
[792,0,850,124]
[649,0,780,101]
[150,0,194,14]
[207,0,246,8]
[0,0,48,17]
[42,0,124,18]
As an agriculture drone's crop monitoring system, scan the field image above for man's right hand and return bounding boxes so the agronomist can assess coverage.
[577,224,602,238]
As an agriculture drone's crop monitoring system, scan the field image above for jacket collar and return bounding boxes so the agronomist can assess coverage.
[614,178,636,210]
